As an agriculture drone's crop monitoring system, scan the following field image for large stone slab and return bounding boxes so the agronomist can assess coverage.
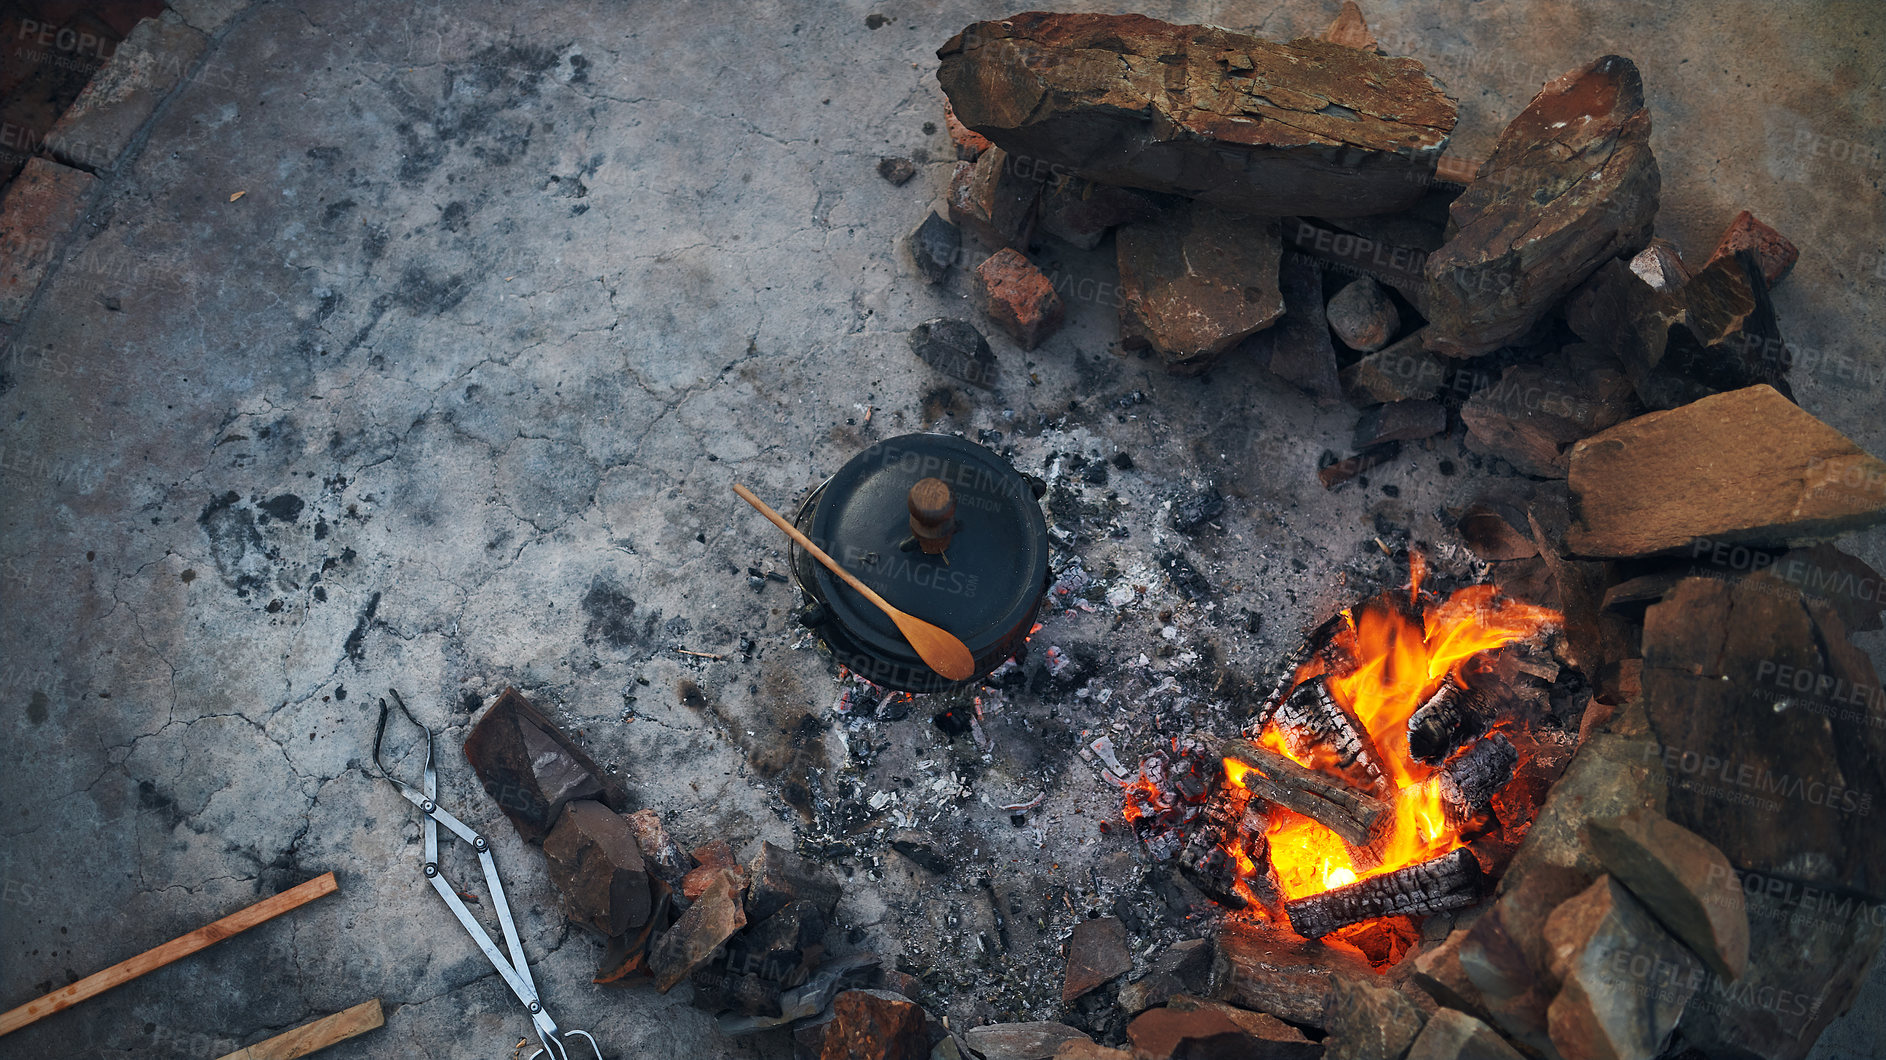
[1423,56,1659,357]
[937,13,1456,219]
[1210,918,1377,1028]
[47,14,208,172]
[1639,574,1886,1060]
[1566,385,1886,556]
[0,158,96,322]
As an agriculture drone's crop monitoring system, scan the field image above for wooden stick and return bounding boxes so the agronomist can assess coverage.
[214,999,385,1060]
[0,872,339,1037]
[1211,736,1390,847]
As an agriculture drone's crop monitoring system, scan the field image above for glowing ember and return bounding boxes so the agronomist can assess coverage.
[1202,558,1557,912]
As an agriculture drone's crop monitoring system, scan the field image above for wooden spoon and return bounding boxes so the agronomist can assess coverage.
[733,483,976,682]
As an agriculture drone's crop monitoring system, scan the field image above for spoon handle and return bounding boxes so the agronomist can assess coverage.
[732,484,900,617]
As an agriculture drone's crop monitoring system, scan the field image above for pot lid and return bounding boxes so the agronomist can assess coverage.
[807,434,1048,673]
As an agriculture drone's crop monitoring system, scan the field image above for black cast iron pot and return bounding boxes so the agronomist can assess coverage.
[791,434,1049,692]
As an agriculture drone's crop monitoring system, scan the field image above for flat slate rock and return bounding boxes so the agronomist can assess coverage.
[1544,875,1699,1060]
[1584,809,1749,981]
[1423,56,1659,357]
[1566,384,1886,556]
[1405,1008,1525,1060]
[648,867,747,992]
[1324,978,1426,1060]
[1117,202,1283,373]
[1062,915,1133,1002]
[48,15,209,173]
[0,158,97,322]
[820,989,929,1060]
[1640,574,1886,1060]
[461,687,629,844]
[542,799,651,937]
[909,211,962,284]
[937,13,1455,219]
[963,1021,1090,1060]
[947,148,1036,251]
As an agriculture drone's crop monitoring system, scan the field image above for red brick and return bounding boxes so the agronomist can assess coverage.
[975,248,1064,350]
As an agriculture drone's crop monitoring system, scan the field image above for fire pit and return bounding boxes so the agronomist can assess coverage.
[1126,557,1564,956]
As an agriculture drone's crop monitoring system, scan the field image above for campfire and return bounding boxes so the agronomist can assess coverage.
[1125,556,1561,956]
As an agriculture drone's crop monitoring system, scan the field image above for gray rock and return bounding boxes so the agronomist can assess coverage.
[1354,400,1446,448]
[909,211,962,284]
[48,15,209,172]
[1327,277,1400,353]
[1406,1009,1525,1060]
[909,317,998,389]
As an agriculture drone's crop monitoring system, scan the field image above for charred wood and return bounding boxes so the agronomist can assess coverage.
[1407,680,1488,764]
[1270,677,1391,795]
[1439,733,1519,825]
[1210,735,1390,847]
[1284,848,1486,938]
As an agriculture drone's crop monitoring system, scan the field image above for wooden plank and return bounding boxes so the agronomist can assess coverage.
[215,999,386,1060]
[0,872,339,1036]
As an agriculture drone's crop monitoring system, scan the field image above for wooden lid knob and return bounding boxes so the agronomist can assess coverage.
[908,478,956,553]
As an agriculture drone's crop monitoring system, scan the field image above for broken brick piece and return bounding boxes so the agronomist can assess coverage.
[975,248,1064,351]
[948,148,1037,251]
[943,98,992,160]
[1706,210,1797,287]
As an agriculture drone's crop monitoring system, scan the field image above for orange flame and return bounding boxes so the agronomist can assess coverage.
[1223,561,1558,907]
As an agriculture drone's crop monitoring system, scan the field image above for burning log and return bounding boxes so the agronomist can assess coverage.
[1178,782,1284,914]
[1248,614,1352,734]
[1406,680,1487,764]
[1211,735,1390,848]
[1271,677,1391,795]
[1439,733,1519,825]
[1284,848,1486,939]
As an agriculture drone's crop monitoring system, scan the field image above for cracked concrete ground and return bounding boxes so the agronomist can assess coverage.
[1,1,1882,1057]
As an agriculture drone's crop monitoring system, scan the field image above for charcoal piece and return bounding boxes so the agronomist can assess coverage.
[1438,733,1519,824]
[889,830,951,874]
[1423,56,1659,357]
[908,317,998,389]
[1157,551,1212,601]
[908,211,961,284]
[1284,848,1486,939]
[1272,677,1389,794]
[542,799,652,937]
[1167,485,1225,533]
[937,14,1456,218]
[747,840,842,923]
[1407,680,1487,764]
[462,687,629,844]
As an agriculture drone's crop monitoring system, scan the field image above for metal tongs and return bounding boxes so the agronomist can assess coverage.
[373,691,602,1060]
